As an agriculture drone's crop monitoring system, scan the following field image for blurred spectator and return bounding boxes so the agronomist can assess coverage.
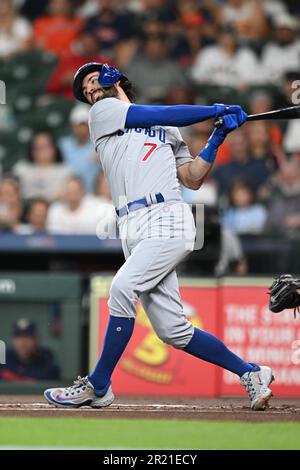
[247,121,279,171]
[46,32,111,100]
[163,84,195,106]
[190,27,263,90]
[250,90,274,115]
[19,0,50,21]
[176,0,204,24]
[248,91,283,148]
[94,172,112,202]
[168,1,208,67]
[33,0,84,59]
[277,72,300,153]
[75,0,99,18]
[184,120,231,166]
[0,176,22,232]
[184,204,247,276]
[220,0,269,45]
[13,130,72,201]
[222,179,267,234]
[265,159,300,233]
[47,175,115,234]
[0,318,60,382]
[0,0,32,59]
[141,16,166,36]
[215,227,248,277]
[262,14,300,85]
[284,0,300,16]
[260,0,288,23]
[139,0,176,23]
[17,198,49,234]
[125,32,186,103]
[174,15,206,67]
[181,180,218,207]
[82,0,138,66]
[59,104,99,193]
[183,121,212,157]
[211,130,271,196]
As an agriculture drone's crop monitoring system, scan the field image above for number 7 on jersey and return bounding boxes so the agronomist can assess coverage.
[142,143,157,161]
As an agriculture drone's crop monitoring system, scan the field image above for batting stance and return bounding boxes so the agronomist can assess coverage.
[44,63,274,410]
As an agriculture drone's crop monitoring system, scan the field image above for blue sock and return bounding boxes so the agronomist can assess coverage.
[88,316,135,395]
[183,328,259,377]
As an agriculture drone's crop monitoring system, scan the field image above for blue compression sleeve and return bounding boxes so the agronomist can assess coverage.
[88,316,135,396]
[184,328,258,377]
[125,104,218,128]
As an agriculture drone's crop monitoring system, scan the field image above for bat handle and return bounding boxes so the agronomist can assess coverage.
[214,117,224,128]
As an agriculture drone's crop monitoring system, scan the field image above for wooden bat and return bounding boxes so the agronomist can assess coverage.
[214,104,300,128]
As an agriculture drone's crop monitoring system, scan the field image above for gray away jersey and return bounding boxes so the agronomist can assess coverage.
[89,98,193,209]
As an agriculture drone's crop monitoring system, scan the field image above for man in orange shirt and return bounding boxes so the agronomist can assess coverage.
[46,32,111,99]
[33,0,83,58]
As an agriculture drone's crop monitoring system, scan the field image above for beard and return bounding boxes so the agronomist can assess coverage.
[94,85,119,103]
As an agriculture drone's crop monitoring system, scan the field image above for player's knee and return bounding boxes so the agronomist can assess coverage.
[155,323,194,349]
[109,274,137,317]
[110,272,133,297]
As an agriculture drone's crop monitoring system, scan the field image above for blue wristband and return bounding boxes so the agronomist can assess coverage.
[198,129,225,163]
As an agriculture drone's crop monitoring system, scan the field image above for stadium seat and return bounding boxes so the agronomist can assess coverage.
[4,50,57,85]
[8,80,41,114]
[16,99,73,139]
[4,51,58,113]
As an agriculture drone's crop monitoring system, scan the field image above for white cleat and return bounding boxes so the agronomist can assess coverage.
[44,376,114,408]
[240,366,274,411]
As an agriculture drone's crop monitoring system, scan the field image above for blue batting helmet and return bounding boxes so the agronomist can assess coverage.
[73,62,128,104]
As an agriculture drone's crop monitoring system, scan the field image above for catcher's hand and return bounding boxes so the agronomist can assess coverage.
[269,274,300,317]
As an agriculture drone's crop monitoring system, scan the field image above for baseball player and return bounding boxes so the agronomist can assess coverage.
[44,63,274,410]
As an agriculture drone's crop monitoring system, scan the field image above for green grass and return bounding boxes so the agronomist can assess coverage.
[0,418,299,449]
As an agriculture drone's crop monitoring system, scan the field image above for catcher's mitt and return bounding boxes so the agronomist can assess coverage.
[269,274,300,317]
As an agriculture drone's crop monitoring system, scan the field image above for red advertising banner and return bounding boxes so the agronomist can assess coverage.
[89,277,300,397]
[219,283,300,397]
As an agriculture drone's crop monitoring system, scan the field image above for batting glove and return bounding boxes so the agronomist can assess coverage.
[214,103,248,126]
[211,113,247,146]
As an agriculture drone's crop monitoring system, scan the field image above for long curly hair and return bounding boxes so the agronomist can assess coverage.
[120,78,136,103]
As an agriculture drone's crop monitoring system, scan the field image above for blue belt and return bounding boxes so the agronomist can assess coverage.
[116,193,165,217]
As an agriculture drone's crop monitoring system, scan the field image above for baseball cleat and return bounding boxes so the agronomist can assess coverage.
[44,376,114,408]
[240,366,274,411]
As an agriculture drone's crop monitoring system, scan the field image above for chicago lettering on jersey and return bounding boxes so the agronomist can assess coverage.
[117,127,166,143]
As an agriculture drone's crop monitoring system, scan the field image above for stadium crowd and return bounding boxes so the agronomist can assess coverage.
[1,0,300,274]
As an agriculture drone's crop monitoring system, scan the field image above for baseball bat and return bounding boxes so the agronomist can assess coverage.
[214,104,300,128]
